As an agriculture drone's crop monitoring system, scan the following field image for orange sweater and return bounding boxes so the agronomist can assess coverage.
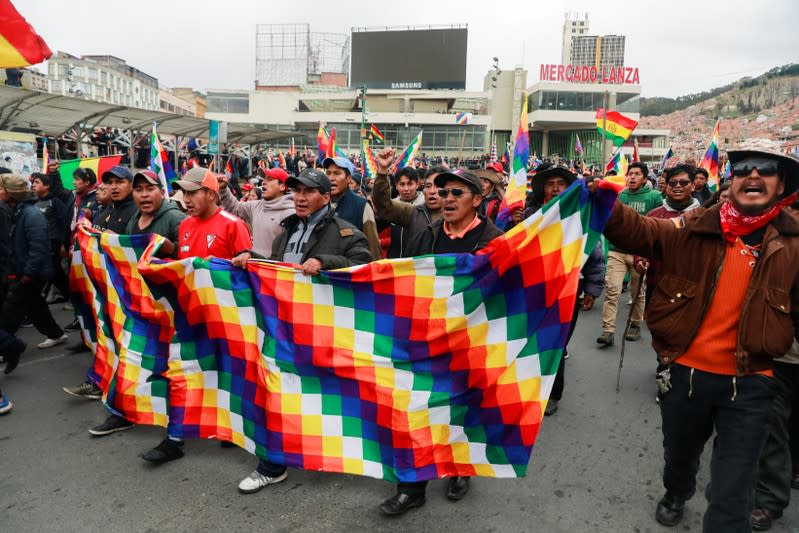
[677,238,772,377]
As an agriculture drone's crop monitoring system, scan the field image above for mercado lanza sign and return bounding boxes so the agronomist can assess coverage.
[539,64,640,85]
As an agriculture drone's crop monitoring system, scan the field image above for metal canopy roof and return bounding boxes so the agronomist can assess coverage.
[0,86,301,144]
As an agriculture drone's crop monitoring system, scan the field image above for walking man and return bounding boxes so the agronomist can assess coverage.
[602,139,799,530]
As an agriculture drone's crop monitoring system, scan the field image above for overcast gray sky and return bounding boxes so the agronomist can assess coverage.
[15,0,798,98]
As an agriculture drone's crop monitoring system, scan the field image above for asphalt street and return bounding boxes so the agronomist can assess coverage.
[1,301,798,532]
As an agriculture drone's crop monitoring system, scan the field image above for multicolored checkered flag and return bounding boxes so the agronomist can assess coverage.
[71,181,618,481]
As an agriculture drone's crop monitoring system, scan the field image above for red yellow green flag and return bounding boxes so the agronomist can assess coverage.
[595,109,638,147]
[0,0,52,68]
[58,155,123,190]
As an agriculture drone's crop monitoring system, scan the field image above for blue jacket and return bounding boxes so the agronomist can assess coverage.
[10,196,53,280]
[582,242,606,298]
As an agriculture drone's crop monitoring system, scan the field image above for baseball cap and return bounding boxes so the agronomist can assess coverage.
[133,170,162,188]
[434,168,483,195]
[488,162,504,174]
[258,167,289,183]
[322,156,355,176]
[286,168,331,194]
[173,166,219,193]
[101,165,134,183]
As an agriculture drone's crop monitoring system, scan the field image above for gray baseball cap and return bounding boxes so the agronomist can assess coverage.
[434,168,483,195]
[286,168,332,194]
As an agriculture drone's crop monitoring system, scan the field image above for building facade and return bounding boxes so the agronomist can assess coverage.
[527,79,668,165]
[159,88,197,116]
[46,51,159,111]
[561,13,590,65]
[206,86,490,156]
[570,35,625,68]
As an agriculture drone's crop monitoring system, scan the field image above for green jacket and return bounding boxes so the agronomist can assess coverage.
[609,185,663,252]
[125,199,185,244]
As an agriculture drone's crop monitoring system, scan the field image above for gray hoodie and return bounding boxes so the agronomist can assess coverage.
[219,186,295,256]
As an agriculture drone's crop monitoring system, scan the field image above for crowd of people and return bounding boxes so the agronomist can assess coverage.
[1,137,799,531]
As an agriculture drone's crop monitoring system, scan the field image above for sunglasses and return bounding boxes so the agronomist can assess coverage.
[438,187,469,198]
[667,179,691,187]
[731,159,780,177]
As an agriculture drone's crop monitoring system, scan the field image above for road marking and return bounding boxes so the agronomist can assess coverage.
[17,353,68,367]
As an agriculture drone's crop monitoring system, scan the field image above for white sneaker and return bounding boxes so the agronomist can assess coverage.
[237,470,287,494]
[37,333,69,349]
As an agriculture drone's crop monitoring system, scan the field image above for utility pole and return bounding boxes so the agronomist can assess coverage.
[359,84,368,142]
[601,91,608,169]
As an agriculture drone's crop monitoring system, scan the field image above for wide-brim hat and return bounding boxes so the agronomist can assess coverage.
[474,168,500,185]
[0,173,32,200]
[727,138,799,197]
[530,165,577,205]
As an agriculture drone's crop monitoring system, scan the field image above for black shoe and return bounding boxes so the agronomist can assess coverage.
[88,414,134,436]
[446,476,470,501]
[142,438,185,463]
[67,342,90,353]
[3,338,26,374]
[655,492,685,527]
[64,319,81,331]
[544,399,558,416]
[379,492,426,516]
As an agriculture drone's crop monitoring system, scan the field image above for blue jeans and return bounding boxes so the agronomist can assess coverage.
[659,364,777,532]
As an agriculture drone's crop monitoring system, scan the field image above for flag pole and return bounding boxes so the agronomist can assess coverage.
[601,91,608,170]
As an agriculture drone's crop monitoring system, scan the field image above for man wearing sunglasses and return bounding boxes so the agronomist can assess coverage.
[379,167,503,516]
[602,139,799,530]
[371,147,445,258]
[634,164,702,298]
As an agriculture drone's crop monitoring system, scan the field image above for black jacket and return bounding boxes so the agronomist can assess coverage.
[0,200,13,279]
[10,196,53,279]
[270,206,373,269]
[405,214,504,256]
[94,194,137,233]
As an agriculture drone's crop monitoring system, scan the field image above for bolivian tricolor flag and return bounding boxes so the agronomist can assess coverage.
[595,108,638,147]
[0,0,51,68]
[58,155,123,190]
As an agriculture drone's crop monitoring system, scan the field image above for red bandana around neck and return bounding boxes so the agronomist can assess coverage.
[719,192,798,243]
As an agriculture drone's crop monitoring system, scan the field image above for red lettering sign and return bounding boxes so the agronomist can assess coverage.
[538,64,640,85]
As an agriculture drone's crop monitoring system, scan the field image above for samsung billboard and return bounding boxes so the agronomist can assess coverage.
[350,27,468,90]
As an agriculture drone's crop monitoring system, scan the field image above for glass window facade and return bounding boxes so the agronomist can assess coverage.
[268,124,485,154]
[207,93,250,114]
[530,90,639,113]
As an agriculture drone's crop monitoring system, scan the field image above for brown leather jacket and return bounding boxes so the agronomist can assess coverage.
[605,202,799,375]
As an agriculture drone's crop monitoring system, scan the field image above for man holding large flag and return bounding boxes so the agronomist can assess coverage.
[380,155,503,515]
